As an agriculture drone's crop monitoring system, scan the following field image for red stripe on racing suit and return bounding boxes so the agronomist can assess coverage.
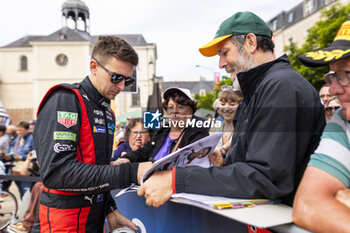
[37,85,105,233]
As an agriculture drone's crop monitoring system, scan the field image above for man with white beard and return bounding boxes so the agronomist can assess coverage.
[138,11,325,212]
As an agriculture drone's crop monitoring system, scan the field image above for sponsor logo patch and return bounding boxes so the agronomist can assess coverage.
[82,94,89,101]
[84,195,93,204]
[108,123,115,131]
[101,101,109,108]
[97,194,103,202]
[94,118,105,125]
[93,126,106,133]
[53,143,76,153]
[57,111,78,128]
[106,111,113,120]
[53,131,77,141]
[108,123,115,135]
[93,110,104,116]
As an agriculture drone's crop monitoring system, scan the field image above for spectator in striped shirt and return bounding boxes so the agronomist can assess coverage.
[293,17,350,233]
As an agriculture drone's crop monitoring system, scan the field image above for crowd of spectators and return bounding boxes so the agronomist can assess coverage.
[0,13,349,233]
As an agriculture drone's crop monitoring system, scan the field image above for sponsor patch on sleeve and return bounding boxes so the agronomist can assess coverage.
[57,111,78,128]
[53,131,77,141]
[53,143,76,153]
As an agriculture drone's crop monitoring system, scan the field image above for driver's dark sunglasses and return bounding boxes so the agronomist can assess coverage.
[91,56,135,86]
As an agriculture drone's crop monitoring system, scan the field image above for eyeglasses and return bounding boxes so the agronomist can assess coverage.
[325,106,340,112]
[92,56,135,87]
[130,130,149,136]
[166,105,187,112]
[324,70,350,87]
[221,85,239,91]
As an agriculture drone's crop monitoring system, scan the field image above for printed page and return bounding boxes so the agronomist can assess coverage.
[141,133,224,184]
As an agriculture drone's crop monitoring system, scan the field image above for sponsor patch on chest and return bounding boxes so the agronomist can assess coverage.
[93,110,104,116]
[106,110,113,121]
[94,118,105,125]
[93,126,106,133]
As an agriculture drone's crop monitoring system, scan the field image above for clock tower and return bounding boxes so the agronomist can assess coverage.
[62,0,90,33]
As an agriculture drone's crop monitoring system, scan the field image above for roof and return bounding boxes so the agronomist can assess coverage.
[36,27,92,42]
[2,35,45,48]
[62,0,89,13]
[2,28,153,48]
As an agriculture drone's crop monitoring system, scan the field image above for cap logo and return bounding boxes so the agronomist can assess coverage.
[334,21,350,41]
[305,49,350,62]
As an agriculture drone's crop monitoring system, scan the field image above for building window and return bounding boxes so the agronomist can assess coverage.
[132,87,140,106]
[20,56,28,71]
[305,0,314,15]
[288,12,294,23]
[271,19,277,31]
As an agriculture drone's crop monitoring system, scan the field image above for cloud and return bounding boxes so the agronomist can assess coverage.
[0,0,299,80]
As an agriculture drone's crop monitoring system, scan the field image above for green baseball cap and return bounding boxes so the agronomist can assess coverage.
[199,11,272,57]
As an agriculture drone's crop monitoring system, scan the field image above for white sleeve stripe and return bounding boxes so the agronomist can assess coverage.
[315,138,350,171]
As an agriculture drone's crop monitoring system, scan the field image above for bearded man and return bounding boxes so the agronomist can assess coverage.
[138,12,325,210]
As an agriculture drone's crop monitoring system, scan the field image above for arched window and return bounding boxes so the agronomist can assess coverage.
[132,87,140,106]
[20,56,28,71]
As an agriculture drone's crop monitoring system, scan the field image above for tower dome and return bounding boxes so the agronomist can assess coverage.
[62,0,90,33]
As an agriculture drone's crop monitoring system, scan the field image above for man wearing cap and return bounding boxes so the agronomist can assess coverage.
[138,11,325,209]
[293,17,350,232]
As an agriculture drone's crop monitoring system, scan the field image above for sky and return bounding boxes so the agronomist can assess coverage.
[0,0,300,81]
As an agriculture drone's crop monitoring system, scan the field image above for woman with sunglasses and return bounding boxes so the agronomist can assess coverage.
[209,87,242,166]
[115,87,209,164]
[325,96,341,122]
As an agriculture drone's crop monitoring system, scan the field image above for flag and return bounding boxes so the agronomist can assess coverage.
[0,100,10,126]
[214,72,220,89]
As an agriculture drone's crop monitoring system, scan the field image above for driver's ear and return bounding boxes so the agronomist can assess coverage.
[90,60,98,75]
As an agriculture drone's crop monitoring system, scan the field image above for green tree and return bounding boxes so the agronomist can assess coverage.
[194,75,233,110]
[195,92,215,110]
[284,3,350,91]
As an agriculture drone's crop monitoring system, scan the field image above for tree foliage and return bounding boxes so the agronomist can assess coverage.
[284,3,350,91]
[195,76,232,110]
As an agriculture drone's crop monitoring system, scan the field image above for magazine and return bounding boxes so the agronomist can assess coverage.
[141,133,223,184]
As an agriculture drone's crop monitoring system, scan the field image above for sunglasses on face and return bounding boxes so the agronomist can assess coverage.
[91,56,135,87]
[325,106,340,112]
[221,85,239,91]
[324,70,350,87]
